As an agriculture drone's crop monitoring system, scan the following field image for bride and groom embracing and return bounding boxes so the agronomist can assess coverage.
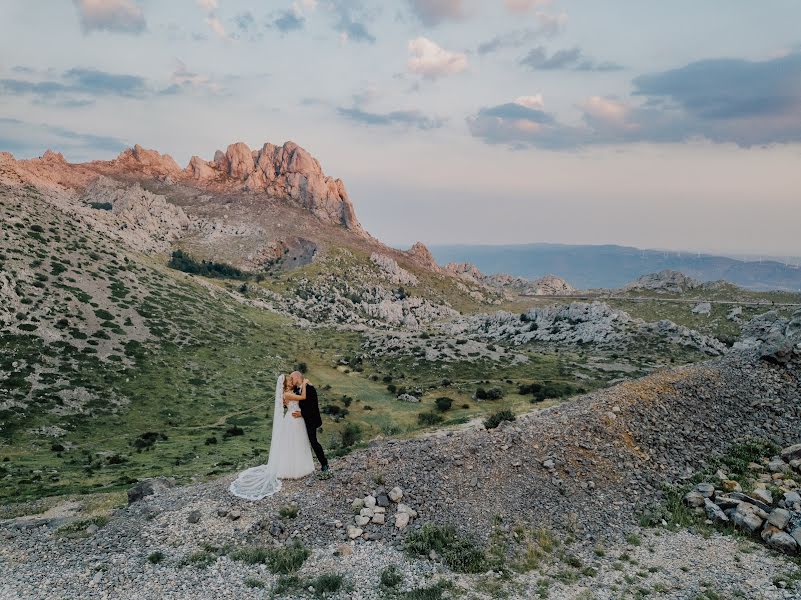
[229,371,329,501]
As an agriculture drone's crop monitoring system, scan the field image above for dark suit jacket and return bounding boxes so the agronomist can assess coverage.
[296,384,322,429]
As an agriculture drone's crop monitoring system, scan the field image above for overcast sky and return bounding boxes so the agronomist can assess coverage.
[1,0,800,257]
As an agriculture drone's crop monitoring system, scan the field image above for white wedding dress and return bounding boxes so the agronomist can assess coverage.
[229,375,315,500]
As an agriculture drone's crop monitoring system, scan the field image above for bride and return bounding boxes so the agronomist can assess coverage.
[229,374,315,500]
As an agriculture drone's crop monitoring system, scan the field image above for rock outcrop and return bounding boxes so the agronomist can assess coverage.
[444,262,574,296]
[370,253,419,286]
[443,301,727,355]
[0,140,366,236]
[182,141,364,234]
[407,242,441,272]
[735,308,801,364]
[624,270,702,294]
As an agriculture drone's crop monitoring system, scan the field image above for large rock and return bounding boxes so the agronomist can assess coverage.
[731,502,764,534]
[127,477,175,504]
[704,498,729,523]
[782,444,801,463]
[623,270,702,294]
[761,526,798,555]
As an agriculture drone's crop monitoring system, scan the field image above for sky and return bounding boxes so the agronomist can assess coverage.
[1,0,800,257]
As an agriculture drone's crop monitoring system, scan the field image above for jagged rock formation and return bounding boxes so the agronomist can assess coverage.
[443,301,727,355]
[0,140,365,236]
[182,141,364,234]
[407,242,441,272]
[624,270,702,294]
[370,253,419,286]
[444,262,574,295]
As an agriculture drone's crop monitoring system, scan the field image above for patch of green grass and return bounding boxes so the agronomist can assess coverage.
[55,515,109,537]
[402,580,453,600]
[244,577,265,589]
[230,542,310,574]
[310,573,344,596]
[405,523,486,573]
[380,565,403,588]
[147,551,165,564]
[279,503,299,519]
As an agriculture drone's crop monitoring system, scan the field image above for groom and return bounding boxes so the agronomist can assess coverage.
[288,371,329,472]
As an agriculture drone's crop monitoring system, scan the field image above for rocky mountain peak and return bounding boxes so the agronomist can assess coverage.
[407,242,441,272]
[183,140,364,235]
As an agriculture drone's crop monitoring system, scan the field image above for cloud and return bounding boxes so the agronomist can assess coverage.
[197,0,217,10]
[1,65,218,106]
[520,46,623,71]
[337,107,444,130]
[478,12,567,55]
[73,0,145,34]
[407,37,468,79]
[504,0,550,14]
[205,16,228,39]
[329,0,375,43]
[406,0,464,26]
[469,51,801,149]
[0,68,148,105]
[273,9,305,32]
[0,117,127,160]
[234,11,255,31]
[160,61,221,95]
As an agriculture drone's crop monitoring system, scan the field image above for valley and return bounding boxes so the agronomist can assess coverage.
[1,143,800,599]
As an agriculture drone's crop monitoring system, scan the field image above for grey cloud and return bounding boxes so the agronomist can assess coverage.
[329,0,376,43]
[272,10,305,33]
[235,11,255,32]
[469,51,801,150]
[633,53,801,120]
[72,0,146,35]
[337,106,444,130]
[520,46,623,71]
[478,29,539,56]
[406,0,463,27]
[0,117,127,159]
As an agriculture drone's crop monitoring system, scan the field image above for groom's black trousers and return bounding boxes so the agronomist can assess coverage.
[305,422,328,468]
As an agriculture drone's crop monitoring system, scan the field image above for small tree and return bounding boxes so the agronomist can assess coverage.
[435,397,453,412]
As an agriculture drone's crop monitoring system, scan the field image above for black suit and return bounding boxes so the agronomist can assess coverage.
[296,384,327,468]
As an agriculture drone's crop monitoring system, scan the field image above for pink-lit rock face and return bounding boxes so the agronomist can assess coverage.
[0,140,366,235]
[183,141,364,234]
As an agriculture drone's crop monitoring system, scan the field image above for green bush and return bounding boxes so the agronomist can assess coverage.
[405,524,486,573]
[168,250,248,280]
[418,411,443,426]
[147,551,165,564]
[475,387,504,400]
[519,381,582,402]
[341,423,362,448]
[231,542,310,574]
[380,565,403,588]
[311,573,343,596]
[484,410,515,430]
[434,397,453,412]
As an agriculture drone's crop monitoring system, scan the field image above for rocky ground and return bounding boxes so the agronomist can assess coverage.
[2,349,800,599]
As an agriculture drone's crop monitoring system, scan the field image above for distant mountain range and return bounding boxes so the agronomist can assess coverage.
[429,244,801,291]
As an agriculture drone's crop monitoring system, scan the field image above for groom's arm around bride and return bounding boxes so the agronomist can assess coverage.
[289,371,329,472]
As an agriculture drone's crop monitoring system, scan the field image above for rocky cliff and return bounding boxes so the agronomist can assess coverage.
[444,262,575,295]
[0,140,365,236]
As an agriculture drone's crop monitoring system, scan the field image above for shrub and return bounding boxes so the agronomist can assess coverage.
[204,436,217,445]
[244,578,264,589]
[147,551,165,564]
[131,431,167,451]
[311,573,343,596]
[341,423,362,448]
[476,387,504,401]
[434,397,453,412]
[295,362,308,373]
[405,524,486,573]
[520,381,582,402]
[223,426,244,438]
[167,250,248,280]
[279,503,299,519]
[484,410,515,430]
[418,412,443,426]
[89,202,113,211]
[231,542,310,574]
[380,566,403,588]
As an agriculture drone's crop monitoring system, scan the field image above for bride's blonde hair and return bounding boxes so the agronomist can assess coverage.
[283,374,292,392]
